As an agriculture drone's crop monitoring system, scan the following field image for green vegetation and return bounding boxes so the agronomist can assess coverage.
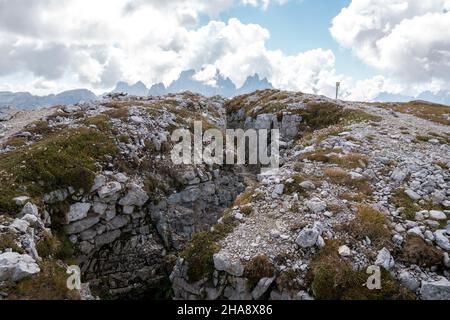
[180,232,221,283]
[343,205,391,249]
[391,189,419,220]
[104,107,130,120]
[323,168,373,196]
[240,206,253,216]
[180,217,236,283]
[11,260,80,300]
[0,127,118,214]
[296,102,347,130]
[300,148,368,169]
[295,103,381,132]
[308,241,414,300]
[4,136,28,148]
[376,101,450,126]
[36,231,61,258]
[84,115,112,131]
[24,120,55,136]
[244,255,275,289]
[0,232,25,253]
[276,269,301,292]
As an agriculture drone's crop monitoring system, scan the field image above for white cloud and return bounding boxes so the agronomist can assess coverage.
[331,0,450,89]
[242,0,290,10]
[345,75,405,101]
[0,0,337,97]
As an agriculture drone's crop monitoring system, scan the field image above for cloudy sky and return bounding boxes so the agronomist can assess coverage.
[0,0,450,100]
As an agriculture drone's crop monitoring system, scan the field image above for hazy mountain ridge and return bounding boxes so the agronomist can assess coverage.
[375,91,450,106]
[0,89,98,109]
[114,69,274,98]
[2,69,450,110]
[0,70,273,109]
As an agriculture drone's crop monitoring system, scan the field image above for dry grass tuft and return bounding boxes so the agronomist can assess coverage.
[343,205,391,249]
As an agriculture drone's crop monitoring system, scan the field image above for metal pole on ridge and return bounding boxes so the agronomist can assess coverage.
[336,82,341,100]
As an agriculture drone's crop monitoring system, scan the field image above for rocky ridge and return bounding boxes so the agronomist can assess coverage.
[0,89,449,300]
[171,90,450,300]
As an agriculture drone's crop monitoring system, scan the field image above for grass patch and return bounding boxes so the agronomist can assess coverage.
[284,174,320,195]
[342,109,382,124]
[301,149,368,169]
[331,153,369,169]
[234,189,256,206]
[240,206,253,216]
[284,174,307,195]
[391,189,419,220]
[180,219,236,283]
[118,135,131,144]
[340,192,368,202]
[180,232,221,283]
[295,103,381,133]
[300,148,342,163]
[295,102,347,131]
[308,241,414,300]
[4,137,27,148]
[323,168,373,196]
[104,107,130,120]
[84,115,112,131]
[24,120,55,136]
[36,231,62,258]
[434,161,449,170]
[244,255,275,289]
[377,101,450,125]
[10,259,80,300]
[0,128,118,214]
[343,205,391,249]
[297,125,346,146]
[415,135,430,142]
[0,232,25,253]
[276,269,301,292]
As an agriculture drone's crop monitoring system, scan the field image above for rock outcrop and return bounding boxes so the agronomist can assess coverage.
[0,89,449,300]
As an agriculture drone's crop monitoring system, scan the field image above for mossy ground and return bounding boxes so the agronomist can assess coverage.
[0,127,118,215]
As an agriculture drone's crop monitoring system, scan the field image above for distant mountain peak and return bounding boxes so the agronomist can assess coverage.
[109,69,273,98]
[238,73,273,95]
[0,89,98,109]
[113,81,149,96]
[375,91,450,106]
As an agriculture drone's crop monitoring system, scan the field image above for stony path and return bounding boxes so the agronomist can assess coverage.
[356,102,450,135]
[0,107,56,144]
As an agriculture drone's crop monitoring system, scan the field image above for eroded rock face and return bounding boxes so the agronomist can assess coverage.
[60,166,243,298]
